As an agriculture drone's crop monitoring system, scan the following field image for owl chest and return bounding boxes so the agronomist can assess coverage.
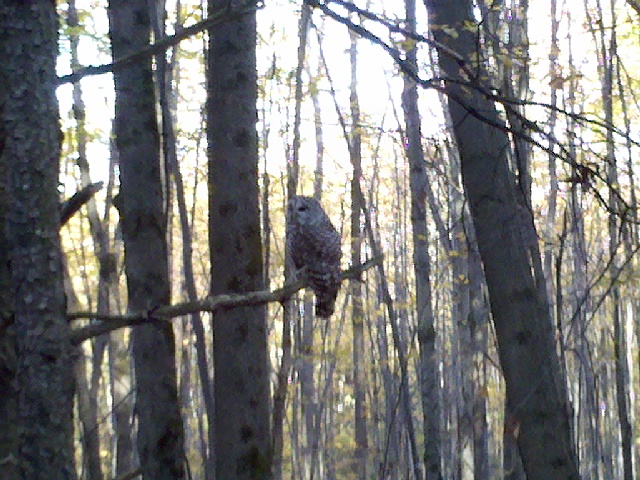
[291,237,325,270]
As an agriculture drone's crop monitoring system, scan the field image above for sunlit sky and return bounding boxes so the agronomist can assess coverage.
[55,0,640,196]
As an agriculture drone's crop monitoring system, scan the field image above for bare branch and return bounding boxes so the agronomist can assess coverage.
[57,1,259,85]
[60,181,103,226]
[69,256,382,344]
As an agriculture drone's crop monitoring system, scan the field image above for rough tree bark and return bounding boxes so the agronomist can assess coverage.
[0,116,17,480]
[108,0,185,478]
[0,3,76,479]
[423,1,580,478]
[207,0,272,478]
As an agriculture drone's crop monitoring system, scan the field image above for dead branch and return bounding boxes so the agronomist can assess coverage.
[69,255,382,345]
[60,181,103,227]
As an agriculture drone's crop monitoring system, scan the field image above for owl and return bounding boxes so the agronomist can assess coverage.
[286,196,342,318]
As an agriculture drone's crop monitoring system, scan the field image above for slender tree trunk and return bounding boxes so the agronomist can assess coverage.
[272,299,292,480]
[109,324,135,476]
[305,52,325,480]
[602,11,633,479]
[0,3,76,479]
[207,1,272,478]
[106,179,135,477]
[424,1,579,478]
[349,25,368,480]
[67,3,111,479]
[401,0,442,477]
[273,6,311,477]
[151,3,217,478]
[108,1,185,478]
[544,0,560,313]
[615,24,640,475]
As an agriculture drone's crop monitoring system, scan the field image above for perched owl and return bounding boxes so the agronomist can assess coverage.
[286,196,342,318]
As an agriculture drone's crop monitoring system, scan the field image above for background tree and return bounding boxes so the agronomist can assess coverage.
[108,0,185,478]
[401,0,442,477]
[424,0,580,478]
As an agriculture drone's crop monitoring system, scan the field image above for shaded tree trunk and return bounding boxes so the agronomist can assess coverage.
[0,3,76,479]
[207,0,272,478]
[423,1,579,478]
[108,1,185,478]
[67,2,110,479]
[401,0,442,477]
[0,180,17,480]
[0,112,17,480]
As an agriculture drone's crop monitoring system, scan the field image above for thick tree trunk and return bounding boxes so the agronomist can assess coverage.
[108,1,185,478]
[424,1,579,478]
[0,3,76,479]
[207,1,272,478]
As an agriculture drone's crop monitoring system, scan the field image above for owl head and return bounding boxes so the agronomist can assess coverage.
[287,195,322,226]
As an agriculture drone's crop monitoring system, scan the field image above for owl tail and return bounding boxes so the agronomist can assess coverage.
[315,291,338,318]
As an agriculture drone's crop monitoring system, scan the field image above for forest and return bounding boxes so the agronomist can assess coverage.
[1,0,639,479]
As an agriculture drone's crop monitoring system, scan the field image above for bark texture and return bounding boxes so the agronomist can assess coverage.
[207,1,272,478]
[0,2,76,479]
[108,1,185,478]
[424,1,580,478]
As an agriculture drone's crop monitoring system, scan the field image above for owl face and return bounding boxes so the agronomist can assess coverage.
[287,196,320,226]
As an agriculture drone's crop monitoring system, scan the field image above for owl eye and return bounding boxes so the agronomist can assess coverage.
[298,205,308,212]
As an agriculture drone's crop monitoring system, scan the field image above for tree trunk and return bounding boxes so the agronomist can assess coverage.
[423,1,580,478]
[602,13,633,480]
[0,233,17,480]
[67,2,109,479]
[108,1,185,478]
[304,44,325,480]
[0,3,76,479]
[349,25,368,480]
[207,0,272,478]
[401,0,442,477]
[109,328,135,476]
[0,114,17,480]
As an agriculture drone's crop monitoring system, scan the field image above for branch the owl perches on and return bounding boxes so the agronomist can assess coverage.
[68,255,382,344]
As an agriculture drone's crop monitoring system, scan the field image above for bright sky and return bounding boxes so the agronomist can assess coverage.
[55,0,640,196]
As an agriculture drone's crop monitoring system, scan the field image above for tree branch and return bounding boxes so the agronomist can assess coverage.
[627,0,640,16]
[69,256,382,344]
[60,181,103,226]
[57,1,259,85]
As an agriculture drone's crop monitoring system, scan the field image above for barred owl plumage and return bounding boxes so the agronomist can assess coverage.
[286,196,342,318]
